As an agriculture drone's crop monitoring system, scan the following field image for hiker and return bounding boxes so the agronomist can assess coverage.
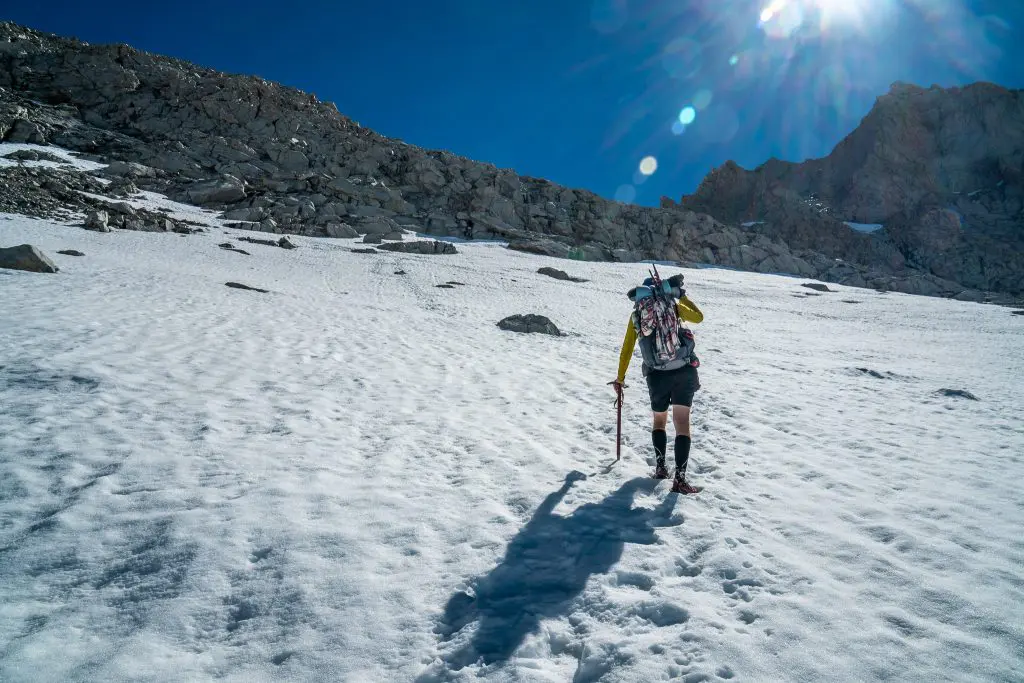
[612,271,704,494]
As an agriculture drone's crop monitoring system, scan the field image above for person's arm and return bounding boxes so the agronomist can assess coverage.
[615,318,638,383]
[677,296,703,324]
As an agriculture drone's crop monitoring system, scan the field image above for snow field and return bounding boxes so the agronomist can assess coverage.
[1,199,1022,682]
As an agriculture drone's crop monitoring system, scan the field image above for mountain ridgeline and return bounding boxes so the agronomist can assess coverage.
[678,82,1024,296]
[1,22,1021,300]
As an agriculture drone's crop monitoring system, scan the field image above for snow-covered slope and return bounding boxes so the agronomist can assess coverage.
[1,206,1022,682]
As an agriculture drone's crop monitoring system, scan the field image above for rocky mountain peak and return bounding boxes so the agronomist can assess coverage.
[682,81,1024,295]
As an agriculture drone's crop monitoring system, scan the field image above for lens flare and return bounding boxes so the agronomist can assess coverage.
[661,37,703,80]
[678,106,697,125]
[760,0,804,38]
[693,89,713,110]
[639,156,658,175]
[614,184,637,203]
[760,0,785,22]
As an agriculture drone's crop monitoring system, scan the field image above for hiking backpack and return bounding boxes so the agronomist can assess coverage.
[627,268,697,373]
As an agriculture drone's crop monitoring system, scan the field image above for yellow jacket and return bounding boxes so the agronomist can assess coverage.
[616,296,704,383]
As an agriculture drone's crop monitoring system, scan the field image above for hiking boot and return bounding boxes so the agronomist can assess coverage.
[671,472,702,494]
[653,459,669,479]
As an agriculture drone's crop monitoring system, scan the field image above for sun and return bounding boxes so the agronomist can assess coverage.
[809,0,880,30]
[759,0,886,36]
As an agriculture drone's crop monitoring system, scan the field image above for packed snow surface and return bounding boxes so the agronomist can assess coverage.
[1,205,1022,682]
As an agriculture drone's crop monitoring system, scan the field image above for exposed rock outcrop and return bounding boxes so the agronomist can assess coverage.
[681,82,1024,296]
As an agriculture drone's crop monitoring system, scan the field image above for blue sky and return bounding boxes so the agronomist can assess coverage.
[6,1,1023,205]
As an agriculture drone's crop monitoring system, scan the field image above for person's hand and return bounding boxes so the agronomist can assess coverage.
[609,379,625,407]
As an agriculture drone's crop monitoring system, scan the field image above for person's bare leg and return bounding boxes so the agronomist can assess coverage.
[672,405,691,437]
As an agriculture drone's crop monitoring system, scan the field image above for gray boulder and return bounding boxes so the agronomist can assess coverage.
[378,240,458,255]
[0,244,59,273]
[103,160,156,178]
[325,223,358,238]
[222,206,265,222]
[105,201,137,216]
[185,176,246,205]
[84,210,110,232]
[2,149,65,163]
[358,217,398,235]
[497,314,562,336]
[363,234,383,244]
[938,388,979,401]
[538,267,587,283]
[5,118,45,144]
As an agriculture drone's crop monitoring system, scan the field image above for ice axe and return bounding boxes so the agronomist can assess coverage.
[608,380,625,461]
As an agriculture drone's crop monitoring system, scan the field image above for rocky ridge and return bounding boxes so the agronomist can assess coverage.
[0,21,1019,301]
[679,82,1024,297]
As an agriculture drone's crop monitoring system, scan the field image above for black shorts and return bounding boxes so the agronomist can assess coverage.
[645,365,700,412]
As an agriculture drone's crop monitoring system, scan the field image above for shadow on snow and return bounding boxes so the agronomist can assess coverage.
[428,472,681,673]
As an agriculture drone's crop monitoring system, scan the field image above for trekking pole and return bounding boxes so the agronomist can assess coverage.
[608,381,624,461]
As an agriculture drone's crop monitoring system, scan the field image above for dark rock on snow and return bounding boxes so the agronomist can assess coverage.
[0,244,59,272]
[497,314,562,336]
[938,388,979,400]
[218,242,251,255]
[237,235,296,249]
[538,266,588,283]
[2,148,66,163]
[378,240,458,255]
[225,281,269,293]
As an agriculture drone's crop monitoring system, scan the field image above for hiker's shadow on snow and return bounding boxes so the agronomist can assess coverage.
[432,473,680,672]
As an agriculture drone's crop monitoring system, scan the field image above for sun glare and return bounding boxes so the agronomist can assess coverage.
[759,0,882,35]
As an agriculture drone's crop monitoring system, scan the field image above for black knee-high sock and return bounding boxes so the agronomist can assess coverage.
[652,429,667,464]
[675,435,691,474]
